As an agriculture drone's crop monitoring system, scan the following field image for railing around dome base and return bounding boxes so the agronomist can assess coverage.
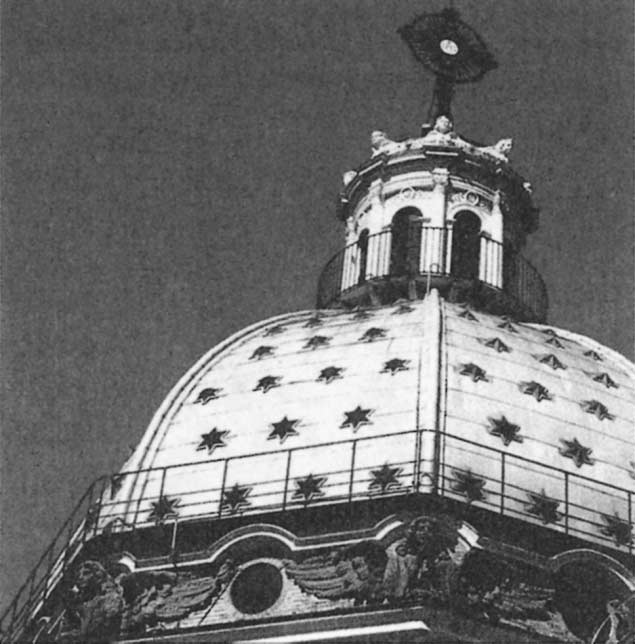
[316,227,548,321]
[1,428,632,642]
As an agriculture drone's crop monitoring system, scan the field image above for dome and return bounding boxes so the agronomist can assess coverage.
[103,290,634,555]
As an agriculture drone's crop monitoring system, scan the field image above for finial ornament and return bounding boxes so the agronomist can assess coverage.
[398,8,497,120]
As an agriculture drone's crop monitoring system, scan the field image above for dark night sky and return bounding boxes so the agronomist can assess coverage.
[1,0,633,608]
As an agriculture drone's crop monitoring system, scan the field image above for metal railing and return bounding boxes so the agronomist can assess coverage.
[1,427,632,642]
[316,226,548,321]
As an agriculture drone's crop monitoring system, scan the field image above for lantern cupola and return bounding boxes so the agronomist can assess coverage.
[318,8,545,322]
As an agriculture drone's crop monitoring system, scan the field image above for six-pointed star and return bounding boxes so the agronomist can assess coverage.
[148,495,180,524]
[584,349,602,361]
[483,337,510,353]
[369,464,402,493]
[537,353,566,370]
[460,363,488,383]
[581,400,615,421]
[254,375,281,393]
[458,309,478,321]
[520,381,552,402]
[352,308,372,320]
[393,302,414,314]
[487,416,523,446]
[195,387,221,404]
[545,336,565,348]
[341,406,373,431]
[221,484,251,514]
[293,474,326,502]
[304,315,323,328]
[497,319,518,333]
[197,428,229,455]
[360,327,387,342]
[559,438,595,468]
[591,372,618,389]
[600,512,633,547]
[304,335,330,350]
[268,416,299,442]
[317,366,343,384]
[525,490,562,524]
[382,358,409,375]
[264,324,285,336]
[250,345,274,360]
[451,469,486,503]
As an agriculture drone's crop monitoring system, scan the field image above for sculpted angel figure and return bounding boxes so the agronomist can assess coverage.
[57,558,236,641]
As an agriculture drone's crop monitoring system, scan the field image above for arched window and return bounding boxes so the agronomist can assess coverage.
[390,208,422,277]
[451,211,481,280]
[357,229,369,284]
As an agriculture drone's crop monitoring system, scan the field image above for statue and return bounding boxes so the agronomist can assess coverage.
[370,131,406,157]
[58,558,236,640]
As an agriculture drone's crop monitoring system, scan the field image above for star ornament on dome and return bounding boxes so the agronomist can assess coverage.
[293,474,326,503]
[458,309,478,321]
[600,512,633,547]
[341,406,373,432]
[584,349,603,362]
[545,335,565,349]
[304,315,323,328]
[254,375,281,393]
[195,387,222,404]
[359,327,387,343]
[268,416,299,443]
[351,307,373,320]
[451,469,486,504]
[525,490,562,525]
[487,416,523,446]
[304,335,331,350]
[580,400,615,421]
[369,464,403,494]
[482,337,510,353]
[317,366,344,384]
[559,438,595,468]
[459,363,488,383]
[221,484,252,514]
[197,428,229,455]
[393,301,415,314]
[250,345,275,360]
[591,372,619,389]
[497,319,518,333]
[382,358,410,375]
[519,381,552,402]
[537,353,567,370]
[264,324,286,337]
[148,495,180,525]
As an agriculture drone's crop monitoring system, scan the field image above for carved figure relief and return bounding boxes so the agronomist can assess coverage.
[56,559,236,641]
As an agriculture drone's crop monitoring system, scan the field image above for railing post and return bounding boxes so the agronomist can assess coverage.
[564,472,570,535]
[413,429,422,493]
[500,452,506,514]
[348,440,357,504]
[628,490,632,556]
[218,458,229,518]
[282,450,293,511]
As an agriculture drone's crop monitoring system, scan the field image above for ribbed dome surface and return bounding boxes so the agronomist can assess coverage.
[106,291,634,554]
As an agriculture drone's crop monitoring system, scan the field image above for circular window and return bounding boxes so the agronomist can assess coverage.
[230,562,283,614]
[440,38,459,56]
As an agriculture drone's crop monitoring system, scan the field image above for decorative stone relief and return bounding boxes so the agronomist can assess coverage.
[55,559,236,641]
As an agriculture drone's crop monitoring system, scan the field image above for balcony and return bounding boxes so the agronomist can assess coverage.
[2,428,632,642]
[317,226,548,322]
